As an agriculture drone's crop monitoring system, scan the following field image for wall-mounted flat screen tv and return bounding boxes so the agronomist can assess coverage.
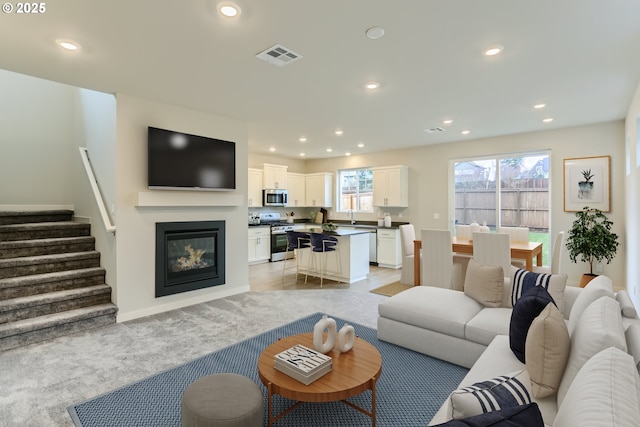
[148,127,236,191]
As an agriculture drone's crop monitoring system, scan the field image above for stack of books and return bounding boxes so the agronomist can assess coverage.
[274,344,332,385]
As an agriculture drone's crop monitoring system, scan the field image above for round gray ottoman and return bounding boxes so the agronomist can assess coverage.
[181,373,263,427]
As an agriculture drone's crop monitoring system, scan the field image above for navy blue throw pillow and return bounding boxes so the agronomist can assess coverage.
[432,403,544,427]
[509,286,556,363]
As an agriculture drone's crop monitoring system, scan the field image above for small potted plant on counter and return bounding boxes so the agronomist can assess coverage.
[566,206,619,287]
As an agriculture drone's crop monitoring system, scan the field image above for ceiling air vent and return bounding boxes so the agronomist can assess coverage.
[256,44,302,67]
[425,127,445,134]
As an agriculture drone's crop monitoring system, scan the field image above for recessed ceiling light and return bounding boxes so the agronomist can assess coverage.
[218,2,241,17]
[299,137,307,142]
[57,39,80,51]
[443,119,454,125]
[345,152,352,157]
[533,103,546,109]
[357,143,365,148]
[543,118,554,123]
[366,27,385,40]
[326,148,333,153]
[269,147,276,152]
[483,46,503,56]
[335,130,343,136]
[366,82,380,90]
[461,130,471,135]
[299,152,306,157]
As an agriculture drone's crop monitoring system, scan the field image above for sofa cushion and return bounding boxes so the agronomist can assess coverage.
[616,290,638,319]
[432,403,544,427]
[525,302,570,398]
[511,268,567,313]
[449,369,532,419]
[567,276,614,334]
[557,295,627,406]
[464,259,504,307]
[625,323,640,373]
[377,286,483,339]
[553,347,640,427]
[465,308,511,346]
[509,286,555,363]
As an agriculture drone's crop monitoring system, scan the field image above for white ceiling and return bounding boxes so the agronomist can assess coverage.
[1,1,640,159]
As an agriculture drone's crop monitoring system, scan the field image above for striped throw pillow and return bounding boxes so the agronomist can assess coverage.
[511,268,567,313]
[449,369,532,419]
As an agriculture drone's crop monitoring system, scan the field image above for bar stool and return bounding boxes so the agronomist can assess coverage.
[305,232,340,287]
[281,231,311,286]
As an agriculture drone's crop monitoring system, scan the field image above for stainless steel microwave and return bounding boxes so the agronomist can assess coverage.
[263,189,288,206]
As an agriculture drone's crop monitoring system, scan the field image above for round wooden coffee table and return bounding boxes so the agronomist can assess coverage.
[258,332,382,426]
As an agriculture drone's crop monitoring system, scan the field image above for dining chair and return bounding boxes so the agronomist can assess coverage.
[420,229,465,290]
[533,231,565,275]
[499,226,530,268]
[399,224,418,285]
[472,232,511,281]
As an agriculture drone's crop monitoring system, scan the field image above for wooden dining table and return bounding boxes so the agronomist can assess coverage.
[413,237,543,286]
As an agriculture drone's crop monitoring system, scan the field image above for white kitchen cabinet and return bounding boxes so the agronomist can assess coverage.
[286,172,306,207]
[248,226,270,264]
[376,228,402,268]
[305,173,333,207]
[372,165,408,207]
[263,163,288,189]
[248,168,263,207]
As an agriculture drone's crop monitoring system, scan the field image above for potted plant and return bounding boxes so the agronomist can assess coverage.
[566,206,619,287]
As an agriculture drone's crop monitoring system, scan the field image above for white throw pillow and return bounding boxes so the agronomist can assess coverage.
[553,347,640,427]
[464,259,504,308]
[567,276,614,334]
[625,323,640,373]
[511,268,567,313]
[557,296,627,406]
[449,369,532,419]
[616,290,638,319]
[525,302,571,398]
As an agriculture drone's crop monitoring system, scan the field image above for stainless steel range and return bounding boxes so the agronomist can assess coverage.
[258,213,303,262]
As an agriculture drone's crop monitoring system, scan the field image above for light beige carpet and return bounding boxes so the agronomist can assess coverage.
[370,281,413,296]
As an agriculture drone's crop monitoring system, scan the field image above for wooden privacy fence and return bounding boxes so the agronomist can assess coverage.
[454,188,549,230]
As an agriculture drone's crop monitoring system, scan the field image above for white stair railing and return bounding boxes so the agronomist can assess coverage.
[78,147,116,234]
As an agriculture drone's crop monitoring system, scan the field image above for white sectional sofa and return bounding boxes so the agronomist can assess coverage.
[377,273,640,426]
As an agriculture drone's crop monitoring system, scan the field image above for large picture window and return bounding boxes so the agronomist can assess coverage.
[338,168,373,212]
[451,152,551,264]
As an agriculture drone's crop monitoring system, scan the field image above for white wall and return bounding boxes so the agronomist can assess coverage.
[113,94,249,321]
[625,81,640,307]
[0,69,76,208]
[306,121,627,288]
[249,152,306,173]
[72,88,118,302]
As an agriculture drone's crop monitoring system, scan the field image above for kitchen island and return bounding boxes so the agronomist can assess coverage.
[295,228,370,284]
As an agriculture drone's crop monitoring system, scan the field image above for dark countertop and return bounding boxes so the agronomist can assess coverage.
[248,220,408,230]
[303,227,370,236]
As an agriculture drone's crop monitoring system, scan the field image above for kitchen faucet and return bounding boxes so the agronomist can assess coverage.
[349,209,355,224]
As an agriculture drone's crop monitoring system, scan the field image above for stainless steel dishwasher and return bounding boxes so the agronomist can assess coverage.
[369,229,378,265]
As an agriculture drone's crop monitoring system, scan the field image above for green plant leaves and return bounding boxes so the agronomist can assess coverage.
[566,206,619,275]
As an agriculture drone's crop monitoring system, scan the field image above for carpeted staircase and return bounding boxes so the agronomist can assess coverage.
[0,210,117,351]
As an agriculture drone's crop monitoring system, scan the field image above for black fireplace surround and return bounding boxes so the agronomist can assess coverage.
[155,221,225,297]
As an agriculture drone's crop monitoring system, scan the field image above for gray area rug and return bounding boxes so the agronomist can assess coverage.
[68,312,467,426]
